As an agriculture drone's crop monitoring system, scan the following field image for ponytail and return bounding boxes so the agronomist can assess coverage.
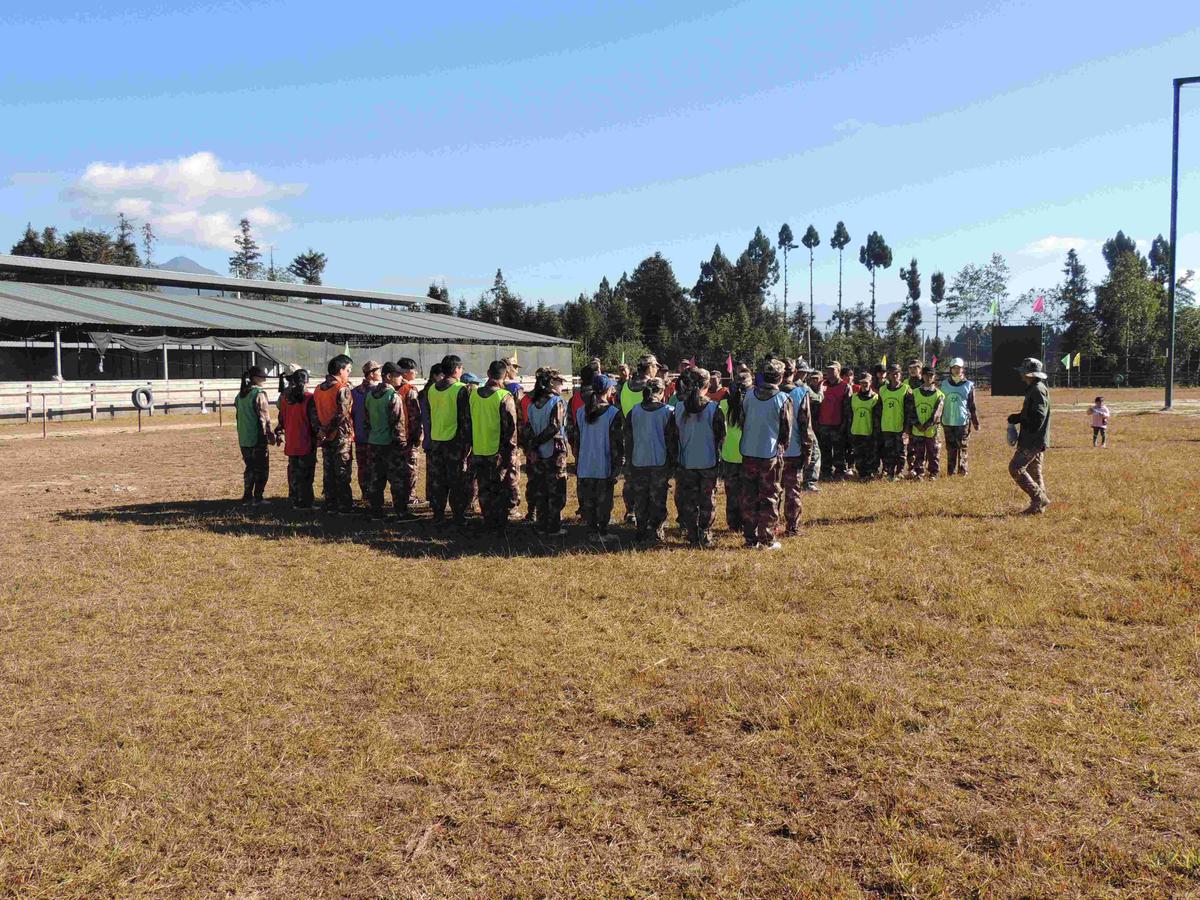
[239,369,253,398]
[726,375,752,429]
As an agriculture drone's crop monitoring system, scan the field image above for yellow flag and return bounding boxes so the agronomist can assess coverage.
[1072,352,1081,366]
[881,354,887,366]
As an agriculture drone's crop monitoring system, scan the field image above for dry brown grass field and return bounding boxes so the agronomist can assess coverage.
[1,388,1198,898]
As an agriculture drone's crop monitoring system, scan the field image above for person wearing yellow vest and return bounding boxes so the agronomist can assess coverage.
[878,363,913,481]
[623,377,678,546]
[312,354,355,514]
[618,353,660,526]
[908,366,945,479]
[364,362,412,520]
[470,360,520,530]
[845,372,883,481]
[234,365,275,505]
[718,372,752,533]
[427,354,474,526]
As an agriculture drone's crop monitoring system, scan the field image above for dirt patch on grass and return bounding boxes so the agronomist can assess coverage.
[1,391,1198,896]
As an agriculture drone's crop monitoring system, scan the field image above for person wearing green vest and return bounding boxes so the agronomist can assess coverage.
[234,365,275,505]
[469,360,519,530]
[427,354,474,525]
[618,353,660,525]
[364,362,412,520]
[908,366,945,479]
[845,372,883,481]
[718,372,752,533]
[878,363,913,481]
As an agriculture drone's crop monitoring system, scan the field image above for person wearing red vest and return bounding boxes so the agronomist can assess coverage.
[395,358,424,509]
[313,354,355,515]
[274,365,317,509]
[815,363,850,480]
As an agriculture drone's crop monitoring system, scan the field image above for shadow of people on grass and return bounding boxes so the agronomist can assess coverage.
[59,499,670,560]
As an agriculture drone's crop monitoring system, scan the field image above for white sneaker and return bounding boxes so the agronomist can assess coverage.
[760,541,782,551]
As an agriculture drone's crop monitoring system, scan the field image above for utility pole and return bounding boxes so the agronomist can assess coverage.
[1166,76,1199,409]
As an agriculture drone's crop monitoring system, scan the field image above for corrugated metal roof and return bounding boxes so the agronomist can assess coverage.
[0,281,572,345]
[0,253,442,306]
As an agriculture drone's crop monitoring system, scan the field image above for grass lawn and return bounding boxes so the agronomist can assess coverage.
[1,388,1198,897]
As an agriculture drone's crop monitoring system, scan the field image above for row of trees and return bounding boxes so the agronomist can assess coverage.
[9,216,329,289]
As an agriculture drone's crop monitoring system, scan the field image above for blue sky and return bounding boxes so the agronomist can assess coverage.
[2,0,1198,328]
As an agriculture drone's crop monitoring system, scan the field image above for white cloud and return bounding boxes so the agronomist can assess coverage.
[65,151,304,250]
[1020,235,1091,256]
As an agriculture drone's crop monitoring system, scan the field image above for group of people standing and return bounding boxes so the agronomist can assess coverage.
[232,348,1055,549]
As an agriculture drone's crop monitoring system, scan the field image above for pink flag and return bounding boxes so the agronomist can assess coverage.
[931,356,938,368]
[1032,295,1045,313]
[725,353,733,374]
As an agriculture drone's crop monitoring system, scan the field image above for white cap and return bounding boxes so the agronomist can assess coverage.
[949,357,965,368]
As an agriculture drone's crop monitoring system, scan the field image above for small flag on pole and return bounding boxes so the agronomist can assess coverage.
[931,356,938,368]
[1032,295,1045,313]
[881,354,887,366]
[989,297,999,317]
[344,341,351,356]
[1073,352,1081,367]
[725,353,733,374]
[620,349,626,365]
[1061,353,1071,369]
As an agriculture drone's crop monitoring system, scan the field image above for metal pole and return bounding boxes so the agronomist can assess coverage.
[53,330,62,380]
[41,394,47,438]
[1166,76,1200,408]
[163,341,169,382]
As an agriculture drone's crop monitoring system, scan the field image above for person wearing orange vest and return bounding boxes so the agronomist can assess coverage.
[312,354,355,515]
[470,360,520,530]
[274,365,317,509]
[395,357,424,509]
[427,354,474,526]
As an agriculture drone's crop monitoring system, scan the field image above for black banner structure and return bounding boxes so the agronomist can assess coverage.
[990,326,1043,396]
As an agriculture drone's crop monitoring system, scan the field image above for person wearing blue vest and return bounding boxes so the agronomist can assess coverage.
[739,357,793,550]
[426,354,474,526]
[780,361,816,537]
[618,354,660,525]
[522,368,569,536]
[470,360,519,531]
[674,368,726,548]
[941,357,980,476]
[575,374,625,541]
[624,377,678,545]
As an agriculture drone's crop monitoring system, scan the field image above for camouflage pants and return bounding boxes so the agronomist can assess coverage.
[621,462,636,520]
[369,443,412,515]
[780,457,805,534]
[740,455,782,546]
[526,451,567,532]
[1009,447,1047,503]
[630,465,671,538]
[577,476,616,532]
[474,454,517,528]
[721,461,744,531]
[944,425,971,475]
[401,448,420,506]
[355,442,373,500]
[240,445,269,500]
[428,441,471,522]
[803,441,821,487]
[320,440,353,511]
[675,466,718,542]
[815,425,847,477]
[880,432,905,478]
[286,451,316,507]
[910,435,941,477]
[851,435,879,480]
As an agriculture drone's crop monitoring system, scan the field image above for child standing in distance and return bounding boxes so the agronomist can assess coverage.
[235,365,275,505]
[275,366,317,509]
[878,364,912,481]
[575,374,625,542]
[738,358,793,551]
[624,377,677,545]
[718,372,752,533]
[846,372,882,481]
[1089,396,1111,447]
[908,366,944,480]
[365,362,411,520]
[941,357,980,475]
[674,368,726,548]
[523,368,569,536]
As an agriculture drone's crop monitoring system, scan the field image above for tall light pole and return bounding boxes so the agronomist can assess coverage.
[1166,75,1199,410]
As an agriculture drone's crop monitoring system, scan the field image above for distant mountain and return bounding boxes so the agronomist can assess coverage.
[151,256,221,277]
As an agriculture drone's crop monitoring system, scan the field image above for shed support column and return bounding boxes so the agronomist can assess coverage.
[54,330,62,380]
[163,343,169,381]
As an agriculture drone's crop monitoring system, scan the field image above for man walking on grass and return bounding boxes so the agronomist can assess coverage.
[1008,357,1052,515]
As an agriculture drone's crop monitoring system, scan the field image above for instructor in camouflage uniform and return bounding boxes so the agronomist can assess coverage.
[1008,357,1052,515]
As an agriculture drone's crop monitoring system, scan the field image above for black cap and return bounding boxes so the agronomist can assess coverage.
[381,361,401,377]
[397,357,417,372]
